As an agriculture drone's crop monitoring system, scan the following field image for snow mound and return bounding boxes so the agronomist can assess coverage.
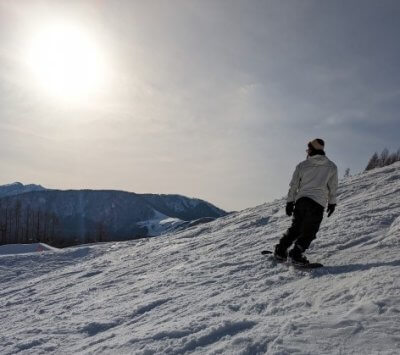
[0,162,399,354]
[0,243,59,256]
[138,210,186,236]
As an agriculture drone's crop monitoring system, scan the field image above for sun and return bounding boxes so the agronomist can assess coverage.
[27,22,108,102]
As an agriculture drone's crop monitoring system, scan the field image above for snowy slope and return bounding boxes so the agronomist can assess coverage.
[1,163,400,354]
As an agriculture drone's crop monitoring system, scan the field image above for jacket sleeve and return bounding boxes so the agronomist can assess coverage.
[327,165,338,204]
[287,164,301,203]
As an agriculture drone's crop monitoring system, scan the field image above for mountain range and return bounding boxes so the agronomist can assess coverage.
[0,183,227,243]
[0,182,45,197]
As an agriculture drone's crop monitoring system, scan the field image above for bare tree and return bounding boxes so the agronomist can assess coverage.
[24,205,31,243]
[14,200,22,243]
[387,152,397,165]
[36,209,41,242]
[396,148,400,161]
[0,204,6,244]
[365,152,379,171]
[49,214,59,245]
[6,205,12,244]
[379,148,389,167]
[95,221,108,243]
[43,211,49,243]
[365,148,400,171]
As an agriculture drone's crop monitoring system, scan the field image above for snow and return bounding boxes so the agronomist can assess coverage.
[0,243,59,256]
[1,163,400,354]
[138,209,186,236]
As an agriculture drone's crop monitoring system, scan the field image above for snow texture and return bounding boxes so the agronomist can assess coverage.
[1,162,400,354]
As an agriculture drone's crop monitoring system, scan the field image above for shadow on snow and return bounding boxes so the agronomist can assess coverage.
[317,259,400,276]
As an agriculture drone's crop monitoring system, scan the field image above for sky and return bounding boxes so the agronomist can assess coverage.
[0,0,400,211]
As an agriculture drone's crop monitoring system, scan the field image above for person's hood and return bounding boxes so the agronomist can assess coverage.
[308,155,329,165]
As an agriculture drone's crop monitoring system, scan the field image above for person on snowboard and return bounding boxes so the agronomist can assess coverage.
[274,138,338,266]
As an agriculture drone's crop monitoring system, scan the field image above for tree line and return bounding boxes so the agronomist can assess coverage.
[365,148,400,171]
[0,201,59,246]
[0,200,108,247]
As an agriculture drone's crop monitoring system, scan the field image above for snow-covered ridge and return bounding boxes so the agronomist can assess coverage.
[0,162,399,354]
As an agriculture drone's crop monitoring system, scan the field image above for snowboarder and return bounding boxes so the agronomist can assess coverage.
[274,138,338,266]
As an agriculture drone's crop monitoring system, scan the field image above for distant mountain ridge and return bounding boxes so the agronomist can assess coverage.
[0,182,46,197]
[0,183,227,243]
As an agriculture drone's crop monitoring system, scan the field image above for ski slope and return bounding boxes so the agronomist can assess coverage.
[1,163,400,354]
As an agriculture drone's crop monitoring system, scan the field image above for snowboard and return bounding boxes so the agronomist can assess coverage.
[261,250,323,269]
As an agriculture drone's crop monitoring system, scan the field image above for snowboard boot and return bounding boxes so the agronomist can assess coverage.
[274,244,288,261]
[289,245,309,266]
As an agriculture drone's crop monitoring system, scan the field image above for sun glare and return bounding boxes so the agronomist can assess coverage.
[27,22,108,102]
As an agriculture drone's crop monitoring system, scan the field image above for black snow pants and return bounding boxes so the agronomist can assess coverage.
[279,197,324,252]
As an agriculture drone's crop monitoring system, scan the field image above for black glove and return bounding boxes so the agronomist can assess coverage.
[286,202,294,217]
[327,204,336,217]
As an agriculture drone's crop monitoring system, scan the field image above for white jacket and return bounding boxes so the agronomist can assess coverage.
[287,155,338,207]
